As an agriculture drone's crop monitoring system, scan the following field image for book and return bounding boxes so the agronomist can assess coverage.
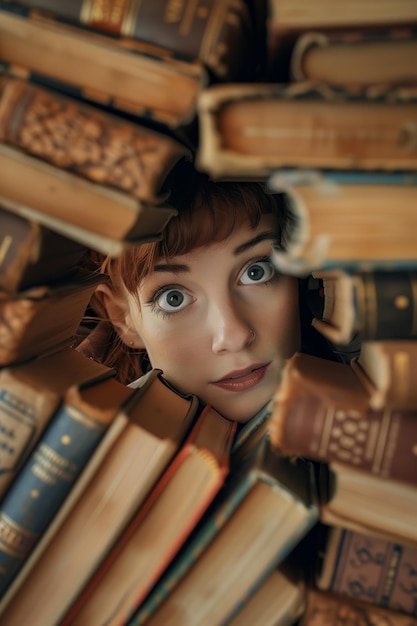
[196,82,417,180]
[0,75,191,202]
[317,526,417,616]
[0,362,129,596]
[290,28,417,85]
[0,4,207,127]
[61,405,236,626]
[0,268,104,366]
[131,437,319,626]
[0,144,177,247]
[0,369,200,624]
[4,0,256,81]
[267,0,417,30]
[352,340,417,411]
[0,203,87,292]
[311,269,417,345]
[269,352,417,487]
[301,588,417,626]
[226,566,306,626]
[267,170,417,276]
[0,348,114,501]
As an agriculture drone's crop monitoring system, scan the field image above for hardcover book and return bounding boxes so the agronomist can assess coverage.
[132,437,318,626]
[0,369,200,625]
[62,405,236,626]
[196,82,417,179]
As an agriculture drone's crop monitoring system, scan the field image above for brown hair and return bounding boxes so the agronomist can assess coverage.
[86,161,294,383]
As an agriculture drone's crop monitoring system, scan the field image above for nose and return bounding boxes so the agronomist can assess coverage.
[210,298,255,354]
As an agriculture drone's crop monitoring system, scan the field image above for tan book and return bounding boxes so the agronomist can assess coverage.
[301,588,417,626]
[0,370,199,626]
[0,268,104,366]
[0,7,207,126]
[0,348,114,500]
[197,82,417,179]
[291,29,417,85]
[267,170,417,276]
[268,0,417,30]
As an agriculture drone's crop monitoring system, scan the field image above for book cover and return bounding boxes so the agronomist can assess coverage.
[132,437,318,626]
[0,364,129,596]
[317,526,417,616]
[269,352,417,487]
[0,348,114,500]
[0,4,207,127]
[196,82,417,179]
[63,405,236,626]
[0,268,105,366]
[0,370,199,625]
[0,203,86,292]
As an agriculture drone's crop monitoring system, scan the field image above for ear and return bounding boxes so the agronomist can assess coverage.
[94,283,145,349]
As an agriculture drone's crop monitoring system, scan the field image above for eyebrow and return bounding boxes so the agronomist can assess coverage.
[233,231,277,255]
[153,230,277,273]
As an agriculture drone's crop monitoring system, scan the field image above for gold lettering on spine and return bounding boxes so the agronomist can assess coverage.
[165,0,185,24]
[180,0,200,36]
[122,0,143,37]
[0,513,36,558]
[82,0,138,34]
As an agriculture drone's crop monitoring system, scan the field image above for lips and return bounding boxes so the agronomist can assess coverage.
[211,363,270,392]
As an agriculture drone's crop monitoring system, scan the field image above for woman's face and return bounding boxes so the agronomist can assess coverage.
[124,215,301,422]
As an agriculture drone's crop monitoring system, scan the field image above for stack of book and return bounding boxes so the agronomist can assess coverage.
[0,1,416,625]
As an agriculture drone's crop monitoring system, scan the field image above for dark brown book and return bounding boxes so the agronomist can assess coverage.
[269,352,417,487]
[312,269,417,345]
[352,340,417,411]
[197,82,417,179]
[301,588,417,626]
[291,28,417,85]
[0,6,207,127]
[0,203,87,292]
[5,0,256,81]
[0,268,104,365]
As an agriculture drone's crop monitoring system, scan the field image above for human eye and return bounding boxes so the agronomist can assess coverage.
[239,257,276,285]
[149,286,194,315]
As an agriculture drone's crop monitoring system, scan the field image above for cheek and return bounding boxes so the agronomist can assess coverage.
[260,280,301,354]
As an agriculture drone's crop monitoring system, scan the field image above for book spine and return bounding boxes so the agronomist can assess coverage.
[276,392,417,486]
[355,271,417,340]
[0,403,109,595]
[14,0,253,79]
[322,529,417,616]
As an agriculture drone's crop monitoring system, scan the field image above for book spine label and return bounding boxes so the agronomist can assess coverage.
[0,404,107,595]
[356,271,417,339]
[325,530,417,616]
[282,393,417,485]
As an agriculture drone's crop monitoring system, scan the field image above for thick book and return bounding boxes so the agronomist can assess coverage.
[311,269,417,345]
[196,82,417,179]
[290,28,417,85]
[0,268,104,366]
[0,348,114,501]
[267,170,417,275]
[267,0,417,30]
[0,4,207,127]
[301,588,417,626]
[132,437,318,626]
[0,145,177,248]
[352,340,417,411]
[269,352,417,487]
[62,406,236,626]
[0,203,86,292]
[0,369,199,625]
[5,0,256,81]
[0,363,130,596]
[226,567,306,626]
[0,75,191,203]
[317,526,417,616]
[321,463,417,547]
